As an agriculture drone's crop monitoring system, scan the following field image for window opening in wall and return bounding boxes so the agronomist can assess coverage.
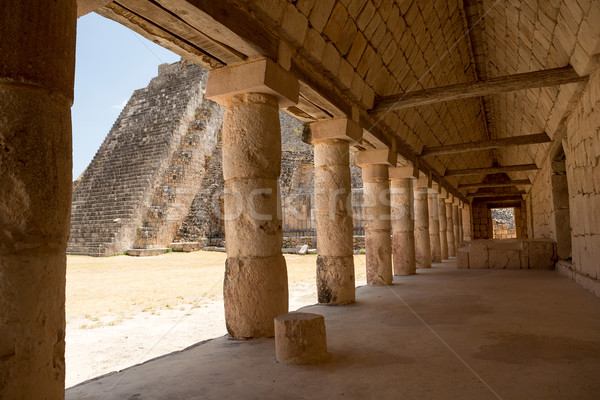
[491,208,516,239]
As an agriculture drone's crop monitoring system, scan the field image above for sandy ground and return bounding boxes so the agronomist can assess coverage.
[66,251,367,387]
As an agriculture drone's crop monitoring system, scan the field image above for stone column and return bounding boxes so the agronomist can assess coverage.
[462,204,472,241]
[428,189,442,263]
[414,174,432,269]
[389,167,416,275]
[438,192,449,259]
[446,199,456,257]
[453,204,460,252]
[206,58,299,339]
[458,203,464,242]
[356,149,396,285]
[0,1,76,398]
[310,118,362,305]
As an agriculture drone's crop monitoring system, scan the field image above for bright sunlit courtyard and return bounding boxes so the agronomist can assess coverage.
[65,251,367,387]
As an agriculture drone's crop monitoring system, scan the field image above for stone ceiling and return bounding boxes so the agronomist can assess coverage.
[91,0,599,200]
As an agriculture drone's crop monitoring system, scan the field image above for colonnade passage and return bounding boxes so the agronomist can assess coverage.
[204,59,472,339]
[0,4,476,396]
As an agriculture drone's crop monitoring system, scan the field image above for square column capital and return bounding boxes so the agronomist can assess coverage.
[355,149,397,167]
[389,166,418,180]
[309,118,362,144]
[439,188,449,200]
[445,194,455,203]
[415,171,431,189]
[206,58,299,108]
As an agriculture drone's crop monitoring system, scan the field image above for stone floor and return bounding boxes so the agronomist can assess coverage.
[67,259,600,399]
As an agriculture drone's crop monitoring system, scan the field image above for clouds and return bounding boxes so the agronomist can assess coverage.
[112,99,128,110]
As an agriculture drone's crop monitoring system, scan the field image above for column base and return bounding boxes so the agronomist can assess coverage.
[316,255,355,305]
[224,254,288,339]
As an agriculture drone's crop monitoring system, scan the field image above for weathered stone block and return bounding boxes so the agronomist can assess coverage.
[489,248,521,270]
[457,248,469,269]
[469,242,489,269]
[275,312,328,365]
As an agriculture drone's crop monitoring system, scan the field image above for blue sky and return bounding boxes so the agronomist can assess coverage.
[72,13,180,178]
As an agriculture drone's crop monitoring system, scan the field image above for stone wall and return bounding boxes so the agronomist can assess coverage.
[514,203,528,239]
[472,201,492,239]
[492,221,515,239]
[559,66,600,296]
[529,159,554,239]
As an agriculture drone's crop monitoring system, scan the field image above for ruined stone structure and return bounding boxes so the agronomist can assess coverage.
[3,0,600,398]
[68,60,364,256]
[68,61,217,256]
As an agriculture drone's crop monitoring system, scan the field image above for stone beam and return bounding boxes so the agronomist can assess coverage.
[156,0,278,60]
[77,0,111,17]
[466,192,526,199]
[486,200,523,208]
[96,2,226,70]
[372,66,588,113]
[445,164,539,177]
[458,179,532,189]
[116,0,250,64]
[420,133,552,156]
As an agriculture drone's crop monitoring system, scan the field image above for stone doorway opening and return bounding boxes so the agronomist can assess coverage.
[491,208,516,239]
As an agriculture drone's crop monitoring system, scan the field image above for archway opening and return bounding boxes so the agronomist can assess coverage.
[491,208,517,239]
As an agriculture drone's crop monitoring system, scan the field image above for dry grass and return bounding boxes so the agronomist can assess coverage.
[66,251,367,321]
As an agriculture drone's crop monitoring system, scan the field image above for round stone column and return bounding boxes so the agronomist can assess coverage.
[462,204,472,241]
[438,196,449,259]
[206,59,299,339]
[458,205,464,242]
[310,118,362,305]
[389,169,416,275]
[428,190,442,263]
[356,150,396,285]
[0,1,76,398]
[446,201,456,257]
[414,187,432,269]
[453,204,460,252]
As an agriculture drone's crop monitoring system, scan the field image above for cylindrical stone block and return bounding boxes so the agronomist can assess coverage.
[362,165,392,285]
[414,188,431,268]
[438,197,449,259]
[390,178,416,275]
[221,93,288,339]
[446,202,456,257]
[453,205,460,252]
[275,312,328,365]
[428,192,441,263]
[0,1,76,398]
[314,139,354,304]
